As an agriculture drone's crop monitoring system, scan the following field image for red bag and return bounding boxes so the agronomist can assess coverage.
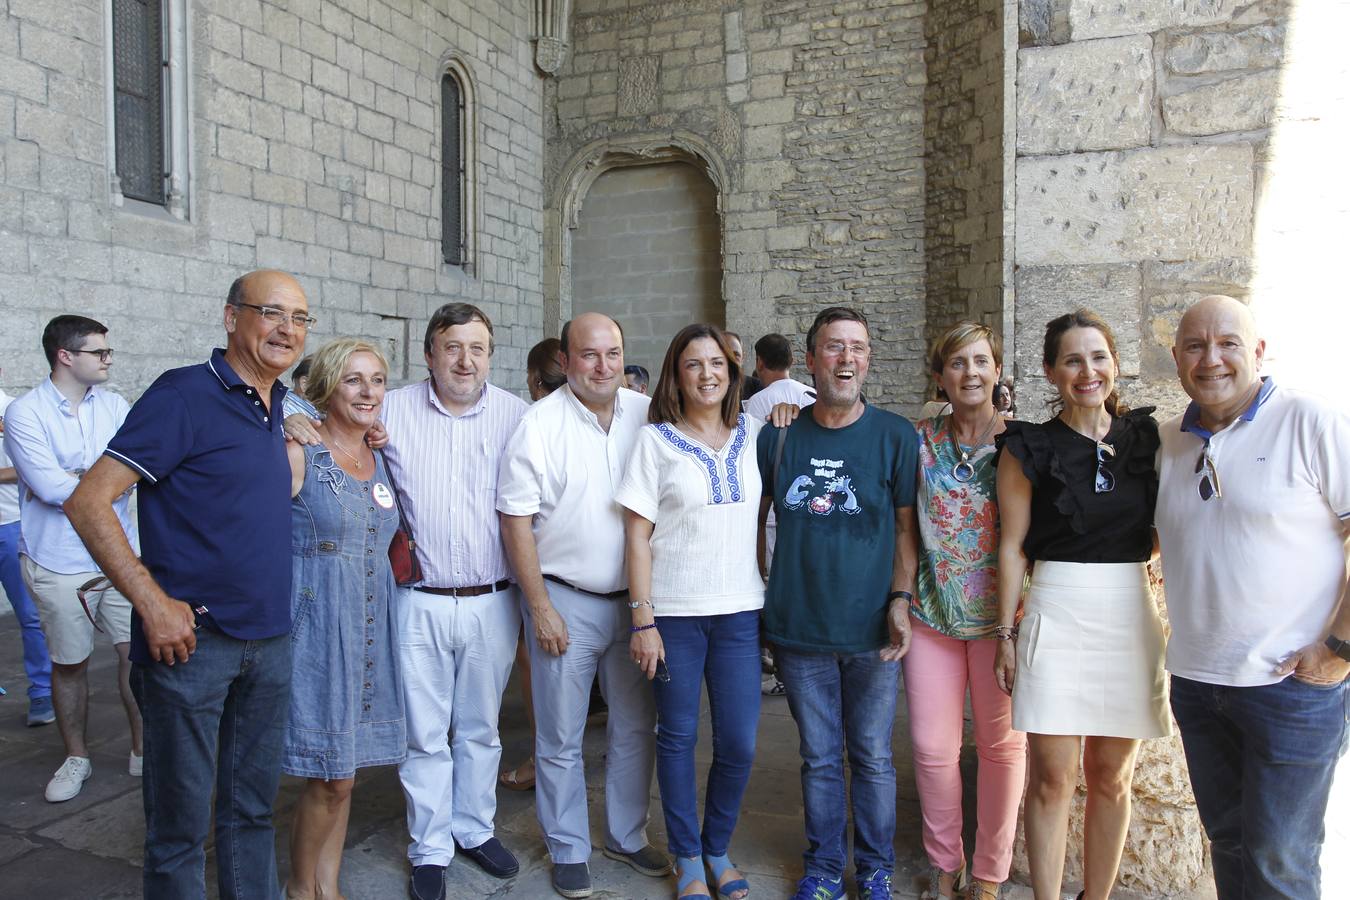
[380,452,422,587]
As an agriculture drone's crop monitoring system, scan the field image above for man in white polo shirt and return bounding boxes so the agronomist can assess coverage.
[498,312,667,899]
[1155,295,1350,900]
[3,316,143,802]
[381,303,528,900]
[742,332,815,422]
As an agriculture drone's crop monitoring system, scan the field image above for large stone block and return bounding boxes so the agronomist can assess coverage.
[1069,0,1240,40]
[1162,69,1279,136]
[1016,144,1254,265]
[1017,36,1153,154]
[1165,24,1283,74]
[1014,264,1142,378]
[618,55,659,117]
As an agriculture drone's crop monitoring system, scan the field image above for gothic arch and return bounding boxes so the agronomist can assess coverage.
[544,131,731,338]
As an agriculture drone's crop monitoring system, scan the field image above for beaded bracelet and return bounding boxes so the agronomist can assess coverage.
[993,624,1018,641]
[631,622,658,634]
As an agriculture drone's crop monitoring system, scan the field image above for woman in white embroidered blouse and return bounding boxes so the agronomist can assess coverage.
[616,324,764,900]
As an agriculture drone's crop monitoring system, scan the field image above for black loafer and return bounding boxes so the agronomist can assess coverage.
[408,864,445,900]
[455,836,519,879]
[552,861,593,898]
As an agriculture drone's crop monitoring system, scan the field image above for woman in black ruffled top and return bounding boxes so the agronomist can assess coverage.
[992,309,1169,900]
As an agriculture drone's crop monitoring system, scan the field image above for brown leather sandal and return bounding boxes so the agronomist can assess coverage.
[498,757,535,791]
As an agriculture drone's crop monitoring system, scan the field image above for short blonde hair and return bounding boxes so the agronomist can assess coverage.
[929,321,1004,377]
[304,338,389,414]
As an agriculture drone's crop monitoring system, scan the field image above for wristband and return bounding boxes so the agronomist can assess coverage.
[993,625,1018,641]
[631,622,657,634]
[887,590,913,604]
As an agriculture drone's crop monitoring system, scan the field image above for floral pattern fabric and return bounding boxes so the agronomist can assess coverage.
[913,416,1001,639]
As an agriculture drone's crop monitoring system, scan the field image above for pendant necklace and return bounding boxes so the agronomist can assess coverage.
[328,434,368,472]
[948,409,999,483]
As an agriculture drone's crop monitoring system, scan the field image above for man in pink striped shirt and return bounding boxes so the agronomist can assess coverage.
[380,303,528,900]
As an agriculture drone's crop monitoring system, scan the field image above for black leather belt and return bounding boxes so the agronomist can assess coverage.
[543,573,628,600]
[418,579,511,598]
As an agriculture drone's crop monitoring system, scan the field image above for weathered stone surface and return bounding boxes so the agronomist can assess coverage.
[1014,264,1142,378]
[1069,0,1240,40]
[1016,144,1254,266]
[1162,70,1279,136]
[1017,35,1154,154]
[617,55,660,116]
[1165,24,1283,74]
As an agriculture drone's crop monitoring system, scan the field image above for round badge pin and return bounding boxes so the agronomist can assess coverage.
[372,482,396,509]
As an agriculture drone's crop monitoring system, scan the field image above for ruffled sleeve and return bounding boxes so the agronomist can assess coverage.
[1116,406,1160,516]
[998,420,1092,531]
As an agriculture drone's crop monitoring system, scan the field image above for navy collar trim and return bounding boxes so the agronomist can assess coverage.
[1180,376,1276,440]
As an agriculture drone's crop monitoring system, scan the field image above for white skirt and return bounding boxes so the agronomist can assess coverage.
[1012,561,1171,740]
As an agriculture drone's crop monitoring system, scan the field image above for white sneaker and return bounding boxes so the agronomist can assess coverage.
[45,756,92,802]
[129,752,143,777]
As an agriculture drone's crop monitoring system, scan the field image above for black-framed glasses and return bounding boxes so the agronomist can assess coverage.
[1195,446,1222,501]
[654,658,672,683]
[70,348,114,362]
[1094,441,1116,494]
[233,302,317,330]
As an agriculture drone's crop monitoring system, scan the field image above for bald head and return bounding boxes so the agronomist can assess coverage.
[1172,294,1265,428]
[560,312,625,411]
[1176,294,1259,348]
[224,269,309,381]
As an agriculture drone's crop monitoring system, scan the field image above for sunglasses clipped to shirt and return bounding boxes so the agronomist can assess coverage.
[1195,445,1222,501]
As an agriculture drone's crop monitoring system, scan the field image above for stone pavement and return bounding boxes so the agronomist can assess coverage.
[0,619,1264,900]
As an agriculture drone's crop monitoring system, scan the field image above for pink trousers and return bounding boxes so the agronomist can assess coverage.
[901,619,1027,882]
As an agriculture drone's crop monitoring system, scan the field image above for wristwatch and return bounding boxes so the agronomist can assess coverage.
[887,590,913,604]
[1325,634,1350,662]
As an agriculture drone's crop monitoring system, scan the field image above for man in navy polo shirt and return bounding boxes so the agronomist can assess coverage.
[66,269,311,899]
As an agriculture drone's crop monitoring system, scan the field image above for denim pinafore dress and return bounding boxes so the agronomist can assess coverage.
[282,444,406,779]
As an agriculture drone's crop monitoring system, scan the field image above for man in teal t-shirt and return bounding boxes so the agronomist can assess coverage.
[756,307,919,900]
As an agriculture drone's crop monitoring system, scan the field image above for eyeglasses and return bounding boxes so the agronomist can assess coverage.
[233,302,317,330]
[821,341,871,357]
[1195,446,1222,501]
[1094,441,1116,494]
[70,348,114,362]
[654,658,671,683]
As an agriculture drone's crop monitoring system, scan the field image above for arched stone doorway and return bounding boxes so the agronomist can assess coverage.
[570,161,723,374]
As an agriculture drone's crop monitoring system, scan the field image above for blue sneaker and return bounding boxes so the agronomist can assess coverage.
[792,874,845,900]
[27,695,55,727]
[857,869,892,899]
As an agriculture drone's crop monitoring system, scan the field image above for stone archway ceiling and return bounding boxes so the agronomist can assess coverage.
[534,0,573,75]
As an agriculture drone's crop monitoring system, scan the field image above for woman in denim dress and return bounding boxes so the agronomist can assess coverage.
[282,338,405,900]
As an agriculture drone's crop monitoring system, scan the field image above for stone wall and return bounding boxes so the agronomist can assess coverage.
[570,161,723,371]
[923,0,1013,360]
[0,0,545,398]
[1012,0,1283,423]
[548,0,930,411]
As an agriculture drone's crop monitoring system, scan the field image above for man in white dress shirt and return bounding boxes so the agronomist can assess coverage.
[381,303,528,900]
[3,316,142,802]
[498,312,668,899]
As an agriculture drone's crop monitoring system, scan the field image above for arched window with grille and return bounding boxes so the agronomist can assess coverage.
[440,59,476,273]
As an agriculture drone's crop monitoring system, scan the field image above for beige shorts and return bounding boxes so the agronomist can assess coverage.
[20,555,133,663]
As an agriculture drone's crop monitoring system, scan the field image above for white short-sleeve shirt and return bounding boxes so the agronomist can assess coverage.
[1156,380,1350,686]
[616,414,766,617]
[497,385,650,595]
[743,377,815,423]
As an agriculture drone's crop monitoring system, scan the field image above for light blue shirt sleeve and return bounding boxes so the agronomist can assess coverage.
[2,399,80,507]
[282,388,321,421]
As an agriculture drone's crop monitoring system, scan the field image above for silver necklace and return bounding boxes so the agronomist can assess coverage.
[948,410,999,483]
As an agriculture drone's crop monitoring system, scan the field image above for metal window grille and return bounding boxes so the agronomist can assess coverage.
[441,74,464,265]
[112,0,166,206]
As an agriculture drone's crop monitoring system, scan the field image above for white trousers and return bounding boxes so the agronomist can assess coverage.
[528,580,656,864]
[396,584,521,866]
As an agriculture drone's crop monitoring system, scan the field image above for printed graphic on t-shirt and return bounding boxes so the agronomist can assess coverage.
[783,456,861,516]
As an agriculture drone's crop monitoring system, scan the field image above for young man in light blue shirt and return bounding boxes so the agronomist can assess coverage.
[3,316,142,802]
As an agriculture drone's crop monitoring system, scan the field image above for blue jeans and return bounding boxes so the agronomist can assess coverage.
[132,627,291,900]
[1171,674,1349,900]
[777,645,900,879]
[652,610,761,859]
[0,521,51,700]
